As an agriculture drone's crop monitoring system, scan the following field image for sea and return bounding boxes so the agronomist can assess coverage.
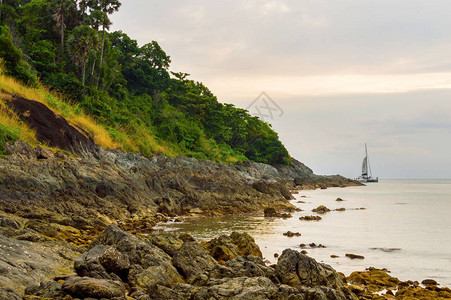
[156,179,451,287]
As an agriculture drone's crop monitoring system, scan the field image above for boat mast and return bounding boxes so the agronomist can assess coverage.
[366,143,373,177]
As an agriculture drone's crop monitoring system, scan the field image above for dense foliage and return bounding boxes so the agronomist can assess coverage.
[0,0,290,165]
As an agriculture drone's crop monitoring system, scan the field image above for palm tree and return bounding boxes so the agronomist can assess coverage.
[51,0,76,59]
[67,25,100,85]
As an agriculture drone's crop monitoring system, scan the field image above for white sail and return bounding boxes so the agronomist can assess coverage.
[362,157,368,176]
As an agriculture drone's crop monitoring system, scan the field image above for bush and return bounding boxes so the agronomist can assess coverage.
[0,124,19,154]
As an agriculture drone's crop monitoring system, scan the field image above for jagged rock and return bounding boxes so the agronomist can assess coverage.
[275,249,344,290]
[24,280,65,298]
[230,232,263,258]
[224,255,277,279]
[62,276,126,298]
[129,262,184,289]
[173,241,218,279]
[148,232,184,257]
[35,145,54,159]
[193,276,279,299]
[90,225,173,268]
[74,245,130,280]
[203,234,240,263]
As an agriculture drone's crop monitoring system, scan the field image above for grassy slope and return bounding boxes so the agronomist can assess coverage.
[0,65,173,155]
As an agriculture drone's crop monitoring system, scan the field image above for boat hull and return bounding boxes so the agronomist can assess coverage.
[357,177,378,183]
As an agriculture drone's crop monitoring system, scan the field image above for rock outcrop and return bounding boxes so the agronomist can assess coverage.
[21,225,358,299]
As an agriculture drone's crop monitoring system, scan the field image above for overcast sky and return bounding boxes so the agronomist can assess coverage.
[111,0,451,178]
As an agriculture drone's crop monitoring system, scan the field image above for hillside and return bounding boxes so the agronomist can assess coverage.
[0,0,290,165]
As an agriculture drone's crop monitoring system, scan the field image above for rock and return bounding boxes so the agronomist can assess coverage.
[74,245,130,280]
[264,207,292,218]
[230,232,263,258]
[24,280,65,298]
[346,267,400,293]
[89,225,173,268]
[422,278,438,286]
[62,276,126,298]
[336,198,344,201]
[275,249,344,290]
[202,235,240,263]
[345,253,365,259]
[299,215,322,221]
[129,263,184,289]
[334,207,346,211]
[0,287,22,300]
[173,241,218,279]
[312,205,330,214]
[283,231,301,237]
[35,145,54,159]
[222,255,276,279]
[301,250,308,254]
[330,255,339,258]
[148,232,184,257]
[193,276,279,299]
[274,253,279,258]
[0,216,22,230]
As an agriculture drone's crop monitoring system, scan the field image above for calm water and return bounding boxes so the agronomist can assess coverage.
[156,179,451,287]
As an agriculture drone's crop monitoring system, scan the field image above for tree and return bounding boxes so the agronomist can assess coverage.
[89,0,121,87]
[50,0,76,59]
[67,25,99,85]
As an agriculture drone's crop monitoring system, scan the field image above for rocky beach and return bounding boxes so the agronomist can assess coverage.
[0,98,449,299]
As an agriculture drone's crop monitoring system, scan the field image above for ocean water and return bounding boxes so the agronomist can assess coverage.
[156,179,451,287]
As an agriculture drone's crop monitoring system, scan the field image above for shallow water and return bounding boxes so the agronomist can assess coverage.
[157,179,451,287]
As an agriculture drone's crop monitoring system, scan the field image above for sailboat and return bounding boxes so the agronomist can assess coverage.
[357,143,378,183]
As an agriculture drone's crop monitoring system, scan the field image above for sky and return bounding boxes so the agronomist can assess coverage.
[111,0,451,179]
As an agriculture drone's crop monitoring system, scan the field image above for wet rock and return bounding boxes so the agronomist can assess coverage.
[334,207,346,211]
[422,278,438,286]
[74,245,130,280]
[312,205,330,214]
[330,255,339,258]
[370,247,401,252]
[62,276,126,298]
[301,250,308,254]
[299,215,322,221]
[345,253,365,259]
[202,235,240,263]
[230,232,263,258]
[274,253,279,258]
[346,267,400,293]
[275,249,344,290]
[283,231,302,237]
[173,241,218,279]
[264,207,292,218]
[336,197,344,201]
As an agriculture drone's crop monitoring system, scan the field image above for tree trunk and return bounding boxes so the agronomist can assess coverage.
[60,11,64,59]
[96,27,106,88]
[81,62,86,85]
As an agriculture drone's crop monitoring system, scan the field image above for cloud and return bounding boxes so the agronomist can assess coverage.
[110,1,451,178]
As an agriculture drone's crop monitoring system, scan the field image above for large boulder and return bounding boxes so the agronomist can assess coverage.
[230,232,263,258]
[62,276,126,299]
[275,249,344,290]
[74,244,130,280]
[148,232,184,257]
[173,241,218,279]
[202,234,240,262]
